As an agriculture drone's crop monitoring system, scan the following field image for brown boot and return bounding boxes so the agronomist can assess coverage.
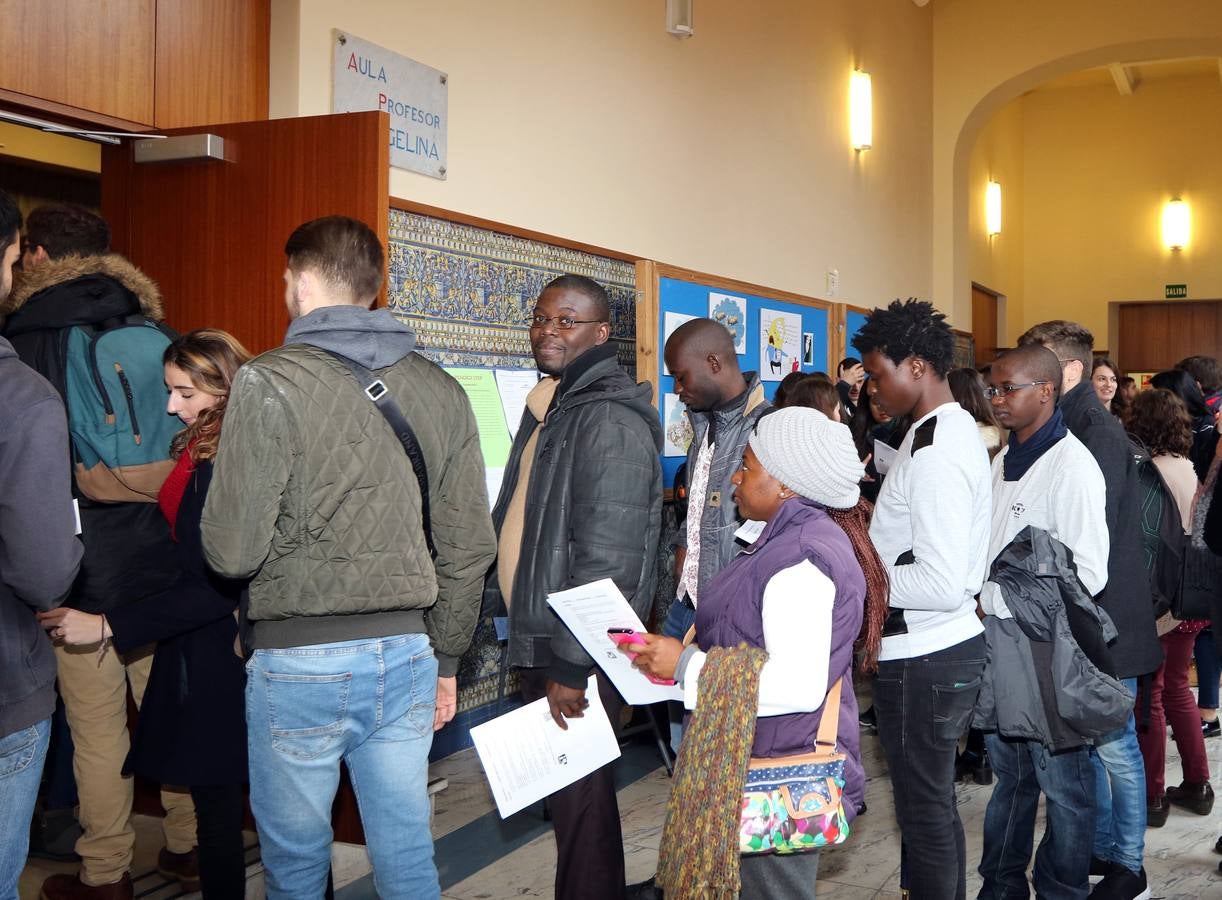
[157,847,202,892]
[40,873,133,900]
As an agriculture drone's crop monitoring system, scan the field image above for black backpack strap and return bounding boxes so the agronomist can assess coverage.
[322,349,437,560]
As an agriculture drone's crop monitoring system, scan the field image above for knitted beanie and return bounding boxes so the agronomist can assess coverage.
[748,407,864,509]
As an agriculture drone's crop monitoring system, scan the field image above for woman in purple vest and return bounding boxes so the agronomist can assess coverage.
[628,406,888,897]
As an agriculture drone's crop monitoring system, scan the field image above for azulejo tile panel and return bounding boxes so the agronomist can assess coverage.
[386,209,638,714]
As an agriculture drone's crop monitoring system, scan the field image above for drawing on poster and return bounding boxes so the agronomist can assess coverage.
[759,308,802,381]
[663,311,696,375]
[802,333,814,366]
[708,293,747,354]
[663,393,694,457]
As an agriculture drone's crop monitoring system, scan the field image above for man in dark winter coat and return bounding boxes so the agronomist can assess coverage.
[1019,320,1161,899]
[486,274,662,900]
[1,205,196,900]
[0,190,83,900]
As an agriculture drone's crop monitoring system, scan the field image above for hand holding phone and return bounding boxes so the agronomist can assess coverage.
[607,628,676,685]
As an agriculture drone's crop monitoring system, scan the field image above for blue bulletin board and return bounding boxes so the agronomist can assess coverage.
[844,308,870,362]
[635,262,834,490]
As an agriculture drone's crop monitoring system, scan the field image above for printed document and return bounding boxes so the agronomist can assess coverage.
[547,579,685,705]
[471,675,620,818]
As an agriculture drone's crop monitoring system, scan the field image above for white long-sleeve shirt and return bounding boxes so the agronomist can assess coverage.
[869,402,991,660]
[980,431,1109,617]
[681,560,832,716]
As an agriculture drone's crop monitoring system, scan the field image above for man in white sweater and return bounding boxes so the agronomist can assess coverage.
[853,299,991,900]
[977,344,1112,900]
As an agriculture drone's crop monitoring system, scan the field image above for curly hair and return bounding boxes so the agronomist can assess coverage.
[1127,388,1192,458]
[850,298,954,376]
[164,329,252,463]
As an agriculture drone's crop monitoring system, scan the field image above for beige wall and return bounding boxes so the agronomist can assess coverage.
[966,99,1024,344]
[932,0,1222,330]
[269,0,933,308]
[1020,73,1222,352]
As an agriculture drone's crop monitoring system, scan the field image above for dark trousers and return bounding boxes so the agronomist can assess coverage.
[519,668,626,900]
[190,783,247,899]
[739,848,820,898]
[873,635,985,900]
[979,735,1094,900]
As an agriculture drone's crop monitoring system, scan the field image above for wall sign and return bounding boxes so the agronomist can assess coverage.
[1165,283,1188,299]
[332,30,448,180]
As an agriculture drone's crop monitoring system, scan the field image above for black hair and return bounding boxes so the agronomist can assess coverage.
[0,190,20,252]
[1177,355,1222,396]
[25,204,110,259]
[1151,368,1210,422]
[996,344,1063,402]
[285,216,384,302]
[773,371,808,407]
[837,357,861,376]
[542,273,610,322]
[850,298,954,376]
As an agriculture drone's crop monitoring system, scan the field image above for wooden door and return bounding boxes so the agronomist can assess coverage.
[971,285,999,368]
[103,111,388,844]
[1117,300,1222,373]
[102,111,389,354]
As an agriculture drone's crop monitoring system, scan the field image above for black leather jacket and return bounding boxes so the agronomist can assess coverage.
[486,346,663,687]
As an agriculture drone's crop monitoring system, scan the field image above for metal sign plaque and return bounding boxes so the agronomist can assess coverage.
[332,30,448,179]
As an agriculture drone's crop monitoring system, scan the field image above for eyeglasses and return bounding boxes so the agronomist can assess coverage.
[984,381,1050,399]
[529,314,602,330]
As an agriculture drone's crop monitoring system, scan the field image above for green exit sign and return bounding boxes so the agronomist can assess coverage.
[1166,284,1188,299]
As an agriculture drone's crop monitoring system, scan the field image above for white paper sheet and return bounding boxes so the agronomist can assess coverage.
[873,438,898,476]
[546,579,685,705]
[734,519,766,545]
[494,369,540,439]
[470,675,620,818]
[663,312,696,374]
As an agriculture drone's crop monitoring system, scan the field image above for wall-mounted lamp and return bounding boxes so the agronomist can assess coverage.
[986,181,1002,236]
[850,70,872,151]
[666,0,693,37]
[1162,198,1190,250]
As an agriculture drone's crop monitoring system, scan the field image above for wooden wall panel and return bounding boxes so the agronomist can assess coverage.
[0,0,155,125]
[154,0,270,128]
[102,111,389,355]
[1117,301,1222,373]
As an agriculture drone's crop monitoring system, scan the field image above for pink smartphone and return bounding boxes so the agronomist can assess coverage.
[607,628,676,685]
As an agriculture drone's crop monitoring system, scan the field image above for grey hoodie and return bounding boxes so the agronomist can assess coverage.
[0,337,83,736]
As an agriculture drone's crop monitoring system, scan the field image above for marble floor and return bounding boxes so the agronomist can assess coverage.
[18,700,1222,899]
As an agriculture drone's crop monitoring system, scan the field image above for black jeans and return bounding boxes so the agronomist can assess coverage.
[190,783,247,899]
[519,668,627,900]
[873,634,985,900]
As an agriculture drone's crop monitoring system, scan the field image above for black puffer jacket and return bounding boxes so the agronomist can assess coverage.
[1059,382,1163,679]
[487,345,663,688]
[1,255,177,613]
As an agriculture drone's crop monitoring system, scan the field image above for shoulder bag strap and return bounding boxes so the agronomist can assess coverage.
[321,349,437,560]
[814,676,844,750]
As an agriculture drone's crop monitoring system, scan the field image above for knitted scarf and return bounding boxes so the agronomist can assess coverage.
[657,643,768,900]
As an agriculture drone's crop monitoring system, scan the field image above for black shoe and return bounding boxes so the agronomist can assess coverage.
[1166,780,1215,815]
[1090,856,1119,879]
[626,876,663,899]
[1203,719,1220,738]
[859,705,877,731]
[955,750,993,785]
[1215,834,1222,855]
[27,807,82,862]
[1146,794,1169,828]
[1088,865,1150,900]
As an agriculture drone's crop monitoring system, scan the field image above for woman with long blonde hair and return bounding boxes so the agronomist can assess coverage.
[41,329,252,898]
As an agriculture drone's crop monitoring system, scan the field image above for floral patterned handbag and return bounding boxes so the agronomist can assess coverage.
[739,677,849,855]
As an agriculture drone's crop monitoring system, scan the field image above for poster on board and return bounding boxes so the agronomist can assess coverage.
[759,308,802,381]
[708,292,748,354]
[662,393,693,457]
[663,312,696,374]
[802,333,814,366]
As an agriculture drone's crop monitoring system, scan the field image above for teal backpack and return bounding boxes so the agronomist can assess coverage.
[64,315,178,503]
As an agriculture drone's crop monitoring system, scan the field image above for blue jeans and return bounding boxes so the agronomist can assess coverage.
[0,718,51,900]
[662,599,697,752]
[1091,677,1145,873]
[1196,629,1219,709]
[980,734,1095,900]
[246,634,439,900]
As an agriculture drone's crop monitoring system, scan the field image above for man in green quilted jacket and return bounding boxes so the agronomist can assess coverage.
[201,216,496,900]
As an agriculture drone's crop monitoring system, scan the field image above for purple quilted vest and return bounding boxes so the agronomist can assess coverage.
[695,497,866,818]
